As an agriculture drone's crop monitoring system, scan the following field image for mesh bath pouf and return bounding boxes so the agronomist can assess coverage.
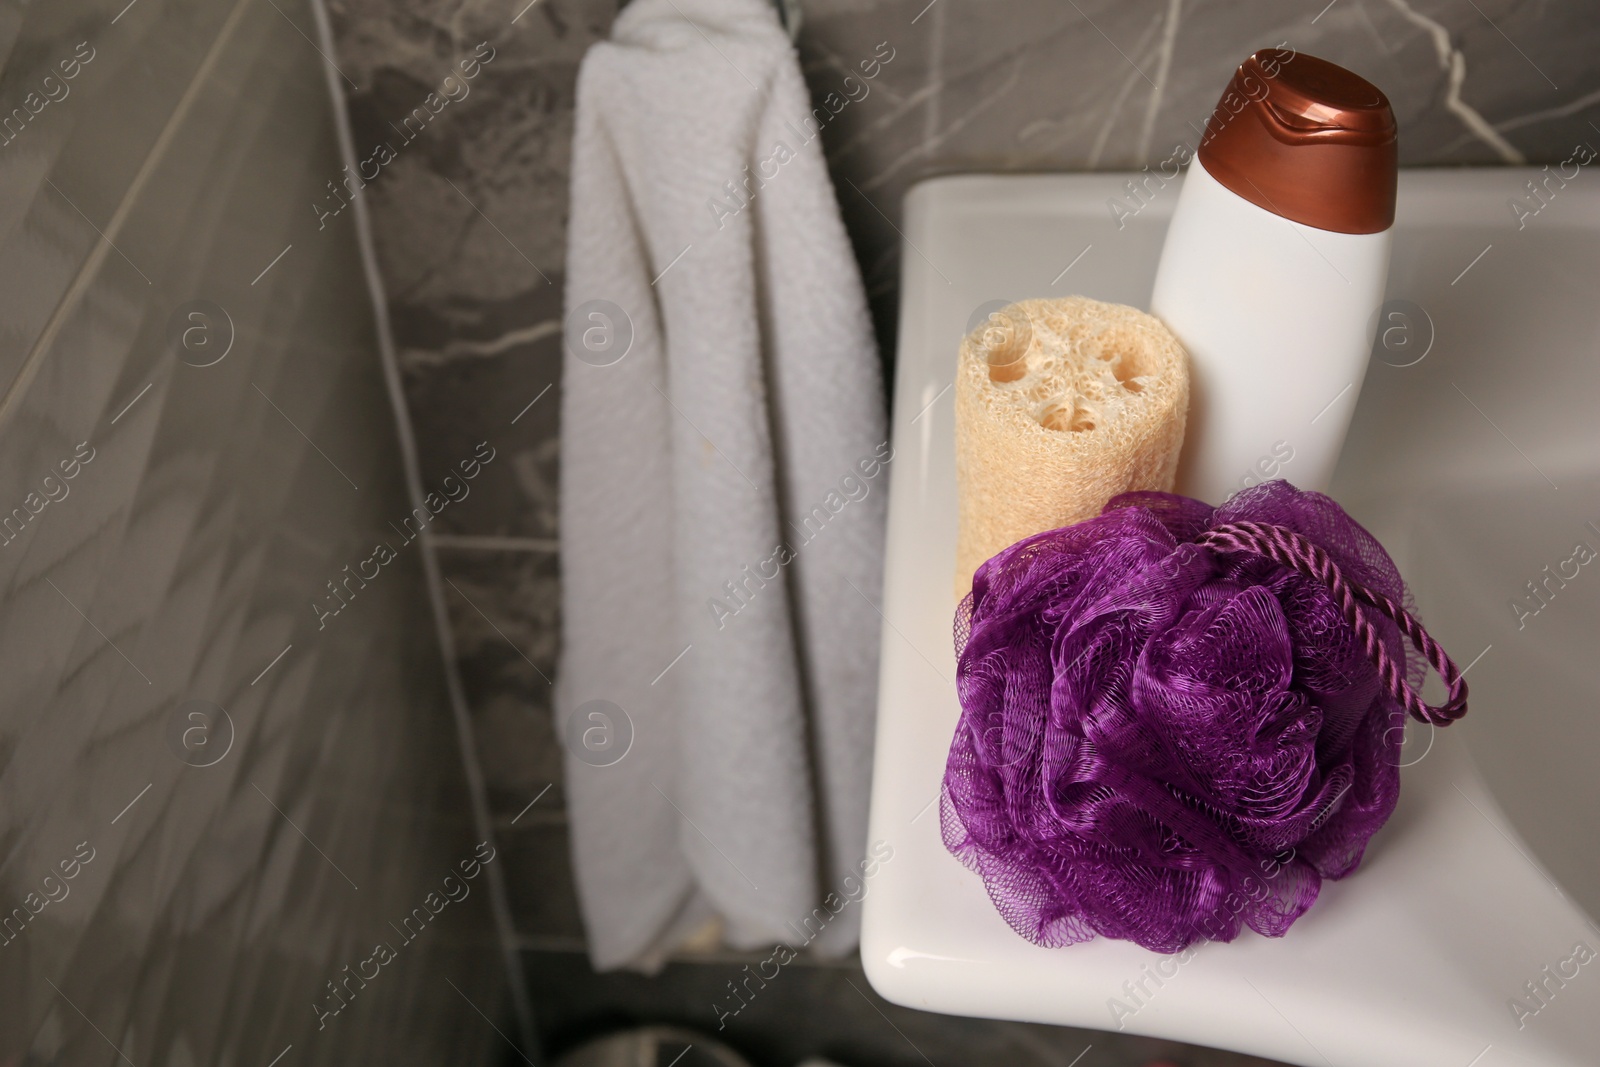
[942,480,1467,953]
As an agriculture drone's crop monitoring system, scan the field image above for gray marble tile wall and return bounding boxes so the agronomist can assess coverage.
[0,0,505,1063]
[324,0,1600,962]
[327,0,604,956]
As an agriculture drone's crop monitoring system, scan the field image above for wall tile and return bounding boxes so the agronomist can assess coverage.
[399,277,562,540]
[0,0,505,1063]
[503,820,587,948]
[438,546,563,817]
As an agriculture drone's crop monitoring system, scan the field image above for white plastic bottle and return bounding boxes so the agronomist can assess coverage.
[1150,48,1398,504]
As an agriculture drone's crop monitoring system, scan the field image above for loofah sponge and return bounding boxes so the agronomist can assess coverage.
[953,296,1189,595]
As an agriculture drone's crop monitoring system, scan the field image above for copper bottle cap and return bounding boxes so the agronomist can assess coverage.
[1198,49,1397,234]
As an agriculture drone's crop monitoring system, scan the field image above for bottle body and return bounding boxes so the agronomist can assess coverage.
[1150,155,1391,504]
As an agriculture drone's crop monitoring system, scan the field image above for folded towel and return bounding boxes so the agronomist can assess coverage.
[559,0,887,970]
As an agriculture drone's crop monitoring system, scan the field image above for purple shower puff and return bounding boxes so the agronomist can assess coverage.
[942,481,1421,954]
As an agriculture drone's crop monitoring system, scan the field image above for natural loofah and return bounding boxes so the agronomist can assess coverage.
[954,296,1189,596]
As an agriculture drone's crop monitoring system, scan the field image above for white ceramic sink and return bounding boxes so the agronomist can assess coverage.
[861,169,1600,1067]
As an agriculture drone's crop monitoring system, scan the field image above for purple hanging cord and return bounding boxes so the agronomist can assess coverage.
[1196,520,1467,726]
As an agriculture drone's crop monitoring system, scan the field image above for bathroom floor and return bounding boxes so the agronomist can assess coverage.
[519,949,1291,1067]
